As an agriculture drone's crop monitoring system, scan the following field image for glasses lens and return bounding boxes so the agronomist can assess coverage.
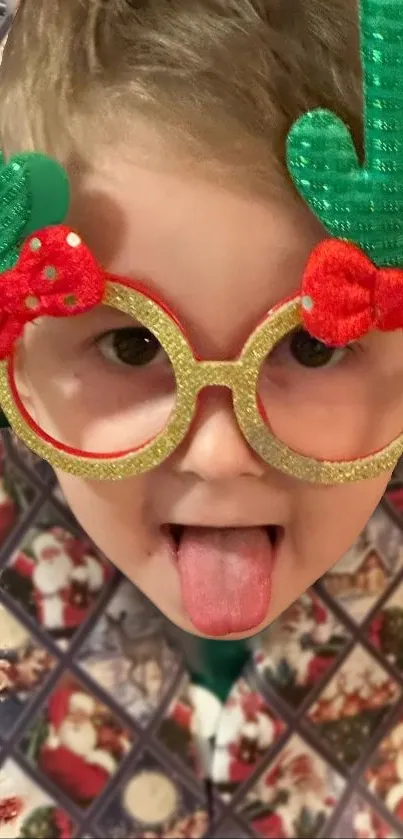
[257,323,403,462]
[12,305,178,457]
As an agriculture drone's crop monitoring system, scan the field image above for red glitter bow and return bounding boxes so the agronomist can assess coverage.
[300,238,403,347]
[0,225,105,359]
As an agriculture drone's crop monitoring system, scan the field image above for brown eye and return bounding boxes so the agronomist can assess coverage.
[289,329,345,369]
[97,327,165,367]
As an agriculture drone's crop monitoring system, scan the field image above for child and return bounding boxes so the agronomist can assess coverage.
[1,0,391,643]
[1,2,403,837]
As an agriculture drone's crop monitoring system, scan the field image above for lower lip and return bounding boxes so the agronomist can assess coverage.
[163,525,283,637]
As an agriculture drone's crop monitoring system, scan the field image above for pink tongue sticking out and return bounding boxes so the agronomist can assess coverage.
[176,526,274,637]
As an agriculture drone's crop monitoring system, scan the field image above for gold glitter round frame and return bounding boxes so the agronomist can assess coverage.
[0,283,401,483]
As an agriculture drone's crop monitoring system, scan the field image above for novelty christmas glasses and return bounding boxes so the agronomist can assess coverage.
[1,0,403,484]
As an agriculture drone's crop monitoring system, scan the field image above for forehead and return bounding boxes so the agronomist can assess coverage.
[69,154,323,353]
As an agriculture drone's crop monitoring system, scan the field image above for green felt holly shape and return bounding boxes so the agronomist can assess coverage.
[287,0,403,268]
[0,151,69,272]
[0,150,69,428]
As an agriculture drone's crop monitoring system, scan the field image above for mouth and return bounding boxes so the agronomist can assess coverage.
[168,523,282,548]
[163,523,283,637]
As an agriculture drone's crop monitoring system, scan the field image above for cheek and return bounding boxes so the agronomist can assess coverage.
[267,473,392,628]
[291,472,391,566]
[56,471,150,557]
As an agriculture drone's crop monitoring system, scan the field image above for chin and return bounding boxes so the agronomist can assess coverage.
[160,604,273,640]
[139,568,276,641]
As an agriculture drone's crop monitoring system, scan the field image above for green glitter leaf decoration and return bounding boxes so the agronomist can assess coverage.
[286,0,403,268]
[0,151,70,272]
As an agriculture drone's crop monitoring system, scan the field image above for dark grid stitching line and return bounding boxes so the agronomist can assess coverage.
[3,431,56,487]
[244,638,403,834]
[323,716,403,839]
[2,453,47,501]
[209,719,292,833]
[234,817,269,839]
[77,665,201,833]
[208,543,403,836]
[0,491,207,836]
[251,632,356,727]
[1,748,86,828]
[0,581,192,836]
[325,775,403,839]
[217,814,259,839]
[0,579,149,742]
[316,563,403,642]
[0,490,50,569]
[0,437,403,838]
[1,557,401,838]
[89,739,208,836]
[381,491,403,532]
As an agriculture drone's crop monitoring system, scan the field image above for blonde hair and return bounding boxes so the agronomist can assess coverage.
[0,0,362,192]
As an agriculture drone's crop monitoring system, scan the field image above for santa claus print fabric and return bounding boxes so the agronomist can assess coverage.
[20,675,134,808]
[0,450,403,838]
[1,525,112,645]
[78,580,183,727]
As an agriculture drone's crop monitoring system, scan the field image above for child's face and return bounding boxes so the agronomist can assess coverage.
[20,152,403,638]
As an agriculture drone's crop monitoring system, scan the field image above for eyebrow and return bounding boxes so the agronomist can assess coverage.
[38,304,142,342]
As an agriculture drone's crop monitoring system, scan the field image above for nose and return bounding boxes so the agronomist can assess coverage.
[174,388,266,481]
